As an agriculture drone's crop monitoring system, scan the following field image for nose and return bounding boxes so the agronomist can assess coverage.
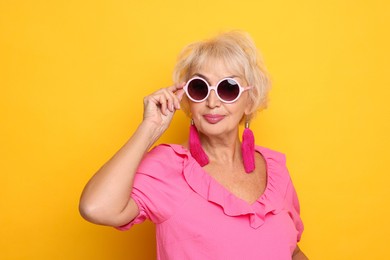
[206,89,221,108]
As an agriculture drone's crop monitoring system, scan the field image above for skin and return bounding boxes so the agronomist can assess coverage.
[79,59,308,259]
[188,60,267,205]
[189,61,308,259]
[79,84,185,227]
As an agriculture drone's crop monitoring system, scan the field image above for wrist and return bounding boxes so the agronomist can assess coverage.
[136,121,164,148]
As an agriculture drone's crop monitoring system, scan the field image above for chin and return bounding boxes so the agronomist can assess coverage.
[199,124,237,138]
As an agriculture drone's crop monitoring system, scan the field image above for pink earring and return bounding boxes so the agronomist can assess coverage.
[241,121,255,173]
[189,120,209,166]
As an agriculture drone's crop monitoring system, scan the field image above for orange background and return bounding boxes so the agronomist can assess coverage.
[1,0,389,259]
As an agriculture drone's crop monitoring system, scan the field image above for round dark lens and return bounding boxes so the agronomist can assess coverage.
[218,79,240,101]
[188,79,208,101]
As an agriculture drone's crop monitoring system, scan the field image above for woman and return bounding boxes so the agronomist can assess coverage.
[79,31,308,259]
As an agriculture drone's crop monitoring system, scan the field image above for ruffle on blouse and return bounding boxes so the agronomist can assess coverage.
[164,144,291,229]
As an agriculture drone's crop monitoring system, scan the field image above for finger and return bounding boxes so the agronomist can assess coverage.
[173,89,185,110]
[161,89,176,112]
[172,82,186,109]
[169,90,182,110]
[176,89,185,100]
[157,95,168,116]
[167,82,185,92]
[166,88,182,110]
[166,92,174,112]
[151,85,183,113]
[162,88,181,111]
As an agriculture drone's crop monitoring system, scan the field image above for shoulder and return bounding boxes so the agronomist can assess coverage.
[137,143,187,175]
[256,145,293,195]
[143,143,187,162]
[255,145,286,166]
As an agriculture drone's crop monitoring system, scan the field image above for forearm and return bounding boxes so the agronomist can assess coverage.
[79,121,161,225]
[79,82,183,226]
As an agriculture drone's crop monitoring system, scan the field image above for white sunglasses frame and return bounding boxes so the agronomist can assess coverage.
[183,76,252,104]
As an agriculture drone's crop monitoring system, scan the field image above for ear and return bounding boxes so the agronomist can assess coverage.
[244,99,254,116]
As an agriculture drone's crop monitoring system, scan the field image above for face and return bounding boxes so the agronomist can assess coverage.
[188,59,251,138]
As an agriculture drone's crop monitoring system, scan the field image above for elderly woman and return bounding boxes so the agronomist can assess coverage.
[79,31,307,259]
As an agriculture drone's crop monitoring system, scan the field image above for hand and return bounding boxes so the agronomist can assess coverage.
[142,83,185,133]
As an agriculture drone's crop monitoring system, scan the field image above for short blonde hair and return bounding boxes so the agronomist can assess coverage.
[173,31,271,121]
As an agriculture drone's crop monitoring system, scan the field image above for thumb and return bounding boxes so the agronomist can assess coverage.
[176,89,185,101]
[177,81,186,100]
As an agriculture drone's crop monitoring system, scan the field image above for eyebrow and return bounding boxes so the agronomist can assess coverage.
[192,73,238,83]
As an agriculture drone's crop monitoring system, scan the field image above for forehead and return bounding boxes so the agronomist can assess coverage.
[190,56,244,80]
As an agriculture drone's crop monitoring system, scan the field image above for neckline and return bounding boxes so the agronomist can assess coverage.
[163,143,286,228]
[199,149,269,207]
[175,144,270,208]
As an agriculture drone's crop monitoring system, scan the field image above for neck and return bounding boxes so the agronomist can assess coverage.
[199,130,242,164]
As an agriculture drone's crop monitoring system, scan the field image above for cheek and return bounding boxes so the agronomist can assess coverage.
[188,103,202,118]
[191,109,204,125]
[232,98,250,115]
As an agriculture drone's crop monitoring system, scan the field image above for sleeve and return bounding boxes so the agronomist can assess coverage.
[284,179,304,242]
[117,145,186,231]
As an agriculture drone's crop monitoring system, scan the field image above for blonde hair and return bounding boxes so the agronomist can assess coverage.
[173,31,271,121]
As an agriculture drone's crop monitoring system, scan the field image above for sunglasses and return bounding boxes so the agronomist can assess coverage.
[184,76,252,103]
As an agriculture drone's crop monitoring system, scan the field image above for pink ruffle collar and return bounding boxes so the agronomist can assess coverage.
[161,144,290,229]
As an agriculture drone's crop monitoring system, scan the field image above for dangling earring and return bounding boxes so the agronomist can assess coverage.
[241,120,255,173]
[189,119,209,166]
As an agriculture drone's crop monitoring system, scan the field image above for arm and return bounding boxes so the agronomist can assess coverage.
[79,84,184,227]
[292,245,308,260]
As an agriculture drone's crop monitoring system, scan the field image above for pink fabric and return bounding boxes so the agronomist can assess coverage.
[189,124,209,166]
[241,127,255,173]
[117,144,304,259]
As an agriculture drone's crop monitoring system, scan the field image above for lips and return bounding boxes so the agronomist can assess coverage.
[203,114,225,124]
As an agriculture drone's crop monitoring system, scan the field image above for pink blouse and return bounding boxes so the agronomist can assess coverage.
[118,144,304,259]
